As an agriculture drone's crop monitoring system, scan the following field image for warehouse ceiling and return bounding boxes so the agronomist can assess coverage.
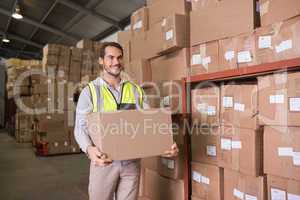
[0,0,145,59]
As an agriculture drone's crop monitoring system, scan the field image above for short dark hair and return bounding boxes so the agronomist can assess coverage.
[99,42,123,59]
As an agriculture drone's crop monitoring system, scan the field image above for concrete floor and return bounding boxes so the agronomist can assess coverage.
[0,130,90,200]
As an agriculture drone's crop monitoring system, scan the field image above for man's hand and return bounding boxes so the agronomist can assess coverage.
[87,146,112,167]
[162,143,179,158]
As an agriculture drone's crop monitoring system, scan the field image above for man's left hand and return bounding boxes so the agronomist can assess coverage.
[162,143,179,158]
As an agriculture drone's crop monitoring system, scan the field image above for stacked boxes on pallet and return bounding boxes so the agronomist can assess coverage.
[5,39,102,155]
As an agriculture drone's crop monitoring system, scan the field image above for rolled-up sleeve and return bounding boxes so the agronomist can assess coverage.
[74,86,93,153]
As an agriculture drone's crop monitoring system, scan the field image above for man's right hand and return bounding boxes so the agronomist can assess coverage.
[87,146,112,167]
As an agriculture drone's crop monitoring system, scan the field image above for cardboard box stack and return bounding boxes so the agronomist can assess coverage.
[118,2,191,197]
[257,71,300,199]
[190,80,266,200]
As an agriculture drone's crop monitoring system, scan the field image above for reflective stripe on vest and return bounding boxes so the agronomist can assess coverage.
[88,81,143,113]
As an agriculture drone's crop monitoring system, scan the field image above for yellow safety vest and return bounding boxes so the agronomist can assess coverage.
[88,81,144,112]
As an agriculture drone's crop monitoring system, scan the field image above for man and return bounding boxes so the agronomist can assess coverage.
[75,42,179,200]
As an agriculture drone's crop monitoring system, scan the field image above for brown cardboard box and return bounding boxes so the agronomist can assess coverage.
[259,0,300,26]
[190,41,219,75]
[76,39,94,50]
[141,157,159,171]
[267,175,300,200]
[220,83,259,129]
[131,7,149,36]
[255,16,300,64]
[224,169,266,200]
[143,86,161,108]
[219,37,238,71]
[148,0,189,27]
[219,126,263,177]
[161,80,182,114]
[158,14,187,55]
[191,196,202,200]
[191,162,223,200]
[43,44,61,55]
[69,60,81,82]
[123,41,131,65]
[86,109,174,160]
[117,30,131,46]
[144,168,184,200]
[150,48,189,82]
[37,114,69,142]
[42,55,58,68]
[191,126,221,166]
[157,145,184,180]
[131,32,150,60]
[264,126,300,181]
[126,59,152,85]
[191,86,220,126]
[191,0,219,11]
[272,16,300,62]
[254,25,277,64]
[71,48,82,61]
[190,0,259,46]
[15,86,31,96]
[258,72,300,126]
[236,32,258,68]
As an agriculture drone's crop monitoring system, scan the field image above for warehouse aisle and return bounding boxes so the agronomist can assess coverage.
[0,131,89,200]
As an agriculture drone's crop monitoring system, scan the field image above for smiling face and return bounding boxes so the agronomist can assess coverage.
[100,46,124,77]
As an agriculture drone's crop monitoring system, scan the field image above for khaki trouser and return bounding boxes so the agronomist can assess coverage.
[89,160,140,200]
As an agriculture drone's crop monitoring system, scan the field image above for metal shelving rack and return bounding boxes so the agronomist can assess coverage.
[181,57,300,200]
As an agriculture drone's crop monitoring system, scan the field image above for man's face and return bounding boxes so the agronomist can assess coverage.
[100,46,124,77]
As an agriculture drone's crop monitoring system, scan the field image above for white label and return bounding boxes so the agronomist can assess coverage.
[72,147,76,152]
[270,95,285,104]
[202,56,211,66]
[289,98,300,111]
[233,188,245,200]
[246,194,258,200]
[47,98,51,101]
[64,141,68,146]
[278,147,294,157]
[167,159,175,169]
[234,103,245,112]
[133,20,143,30]
[161,18,167,26]
[46,115,51,119]
[207,106,216,116]
[293,152,300,166]
[201,175,210,185]
[192,171,201,183]
[166,29,174,41]
[163,96,171,107]
[225,51,235,61]
[223,96,233,108]
[221,138,232,150]
[288,193,300,200]
[232,141,242,149]
[54,142,58,147]
[206,145,217,157]
[259,36,272,49]
[271,188,286,200]
[238,51,252,63]
[276,40,293,53]
[196,103,206,113]
[192,54,202,65]
[68,97,73,101]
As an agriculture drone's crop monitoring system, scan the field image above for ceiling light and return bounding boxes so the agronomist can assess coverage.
[12,3,23,20]
[2,35,10,43]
